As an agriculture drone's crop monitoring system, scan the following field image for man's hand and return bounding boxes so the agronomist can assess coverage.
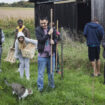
[48,28,53,35]
[50,39,54,45]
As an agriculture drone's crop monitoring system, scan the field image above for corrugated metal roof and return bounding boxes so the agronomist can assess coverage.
[54,0,76,4]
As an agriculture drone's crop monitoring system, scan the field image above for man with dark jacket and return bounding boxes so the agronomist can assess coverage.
[84,18,104,76]
[0,28,5,72]
[35,17,57,92]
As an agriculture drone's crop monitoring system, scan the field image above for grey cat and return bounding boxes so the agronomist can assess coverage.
[4,79,33,100]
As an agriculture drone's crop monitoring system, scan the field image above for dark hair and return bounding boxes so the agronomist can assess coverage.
[40,17,48,21]
[17,19,23,23]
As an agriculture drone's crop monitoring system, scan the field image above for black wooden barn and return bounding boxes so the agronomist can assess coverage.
[29,0,105,32]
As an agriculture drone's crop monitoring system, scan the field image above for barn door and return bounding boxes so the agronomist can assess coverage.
[77,1,91,31]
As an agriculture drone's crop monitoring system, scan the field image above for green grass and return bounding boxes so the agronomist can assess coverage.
[0,37,105,105]
[0,18,105,105]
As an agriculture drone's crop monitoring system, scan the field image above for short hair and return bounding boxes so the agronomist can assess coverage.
[40,17,48,21]
[17,19,23,23]
[92,17,99,22]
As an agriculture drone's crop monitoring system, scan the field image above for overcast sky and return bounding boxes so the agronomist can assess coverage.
[0,0,28,4]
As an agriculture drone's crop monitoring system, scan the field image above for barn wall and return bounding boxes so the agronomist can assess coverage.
[35,2,77,32]
[35,3,54,26]
[33,0,105,32]
[77,2,91,31]
[54,2,77,30]
[91,0,105,28]
[35,1,91,32]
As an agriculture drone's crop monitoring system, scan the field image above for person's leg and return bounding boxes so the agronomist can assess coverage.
[96,59,101,75]
[88,47,97,76]
[16,59,20,72]
[96,46,101,75]
[19,56,25,78]
[37,57,47,91]
[0,46,2,72]
[91,61,98,76]
[47,55,55,88]
[56,52,61,74]
[24,58,30,80]
[47,58,50,86]
[18,61,20,72]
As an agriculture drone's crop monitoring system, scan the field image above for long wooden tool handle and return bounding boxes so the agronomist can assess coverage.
[56,20,59,70]
[50,8,53,74]
[57,20,59,32]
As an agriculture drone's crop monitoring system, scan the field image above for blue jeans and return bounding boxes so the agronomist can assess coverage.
[37,56,55,91]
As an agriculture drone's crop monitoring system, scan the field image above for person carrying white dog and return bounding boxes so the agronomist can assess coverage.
[15,32,37,80]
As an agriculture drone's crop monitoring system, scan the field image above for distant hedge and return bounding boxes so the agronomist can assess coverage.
[0,1,34,8]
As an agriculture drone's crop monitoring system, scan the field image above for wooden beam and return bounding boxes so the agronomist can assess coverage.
[54,0,76,4]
